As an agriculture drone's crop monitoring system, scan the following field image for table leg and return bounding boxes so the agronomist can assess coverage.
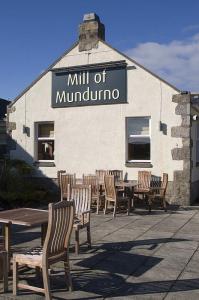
[125,186,134,211]
[3,223,11,271]
[131,187,135,211]
[41,223,48,245]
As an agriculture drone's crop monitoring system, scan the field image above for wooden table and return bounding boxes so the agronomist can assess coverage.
[0,208,48,270]
[115,180,136,209]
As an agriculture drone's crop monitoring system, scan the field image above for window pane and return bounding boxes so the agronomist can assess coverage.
[38,140,54,160]
[127,117,149,136]
[38,123,54,138]
[128,138,150,160]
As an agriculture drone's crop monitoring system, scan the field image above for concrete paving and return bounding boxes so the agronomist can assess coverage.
[1,208,199,299]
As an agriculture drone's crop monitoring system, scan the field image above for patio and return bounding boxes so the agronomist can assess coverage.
[1,207,199,300]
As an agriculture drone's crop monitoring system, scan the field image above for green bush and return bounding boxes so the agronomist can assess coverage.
[0,159,50,209]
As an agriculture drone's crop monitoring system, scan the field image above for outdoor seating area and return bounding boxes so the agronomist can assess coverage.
[1,207,199,299]
[0,168,197,300]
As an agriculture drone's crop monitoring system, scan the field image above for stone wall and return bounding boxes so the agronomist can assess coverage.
[171,93,191,205]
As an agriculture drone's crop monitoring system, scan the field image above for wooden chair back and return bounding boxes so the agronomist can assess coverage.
[60,173,76,200]
[109,170,123,181]
[68,185,92,218]
[43,200,74,262]
[95,170,109,184]
[137,171,151,189]
[57,170,66,188]
[104,175,117,202]
[151,175,161,188]
[83,174,99,198]
[160,173,168,197]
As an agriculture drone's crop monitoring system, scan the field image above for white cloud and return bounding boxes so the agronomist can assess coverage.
[125,34,199,92]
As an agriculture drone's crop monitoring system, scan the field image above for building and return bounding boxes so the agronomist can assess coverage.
[7,13,199,205]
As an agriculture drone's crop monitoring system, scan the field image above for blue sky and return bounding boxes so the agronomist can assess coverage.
[1,0,199,100]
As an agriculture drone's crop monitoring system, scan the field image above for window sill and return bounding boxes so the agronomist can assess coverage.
[125,162,153,168]
[33,161,56,167]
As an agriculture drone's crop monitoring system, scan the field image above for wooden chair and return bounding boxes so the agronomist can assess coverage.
[104,175,131,218]
[134,171,151,199]
[96,170,109,200]
[96,170,109,185]
[109,170,125,194]
[12,200,75,300]
[148,173,168,212]
[0,236,8,293]
[60,173,76,200]
[83,174,105,214]
[68,184,92,255]
[108,170,123,181]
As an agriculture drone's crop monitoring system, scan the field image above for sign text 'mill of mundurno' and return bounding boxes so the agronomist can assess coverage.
[51,64,127,108]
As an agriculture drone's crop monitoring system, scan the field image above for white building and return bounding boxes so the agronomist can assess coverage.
[7,13,199,205]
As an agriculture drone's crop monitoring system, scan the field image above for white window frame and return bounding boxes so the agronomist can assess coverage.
[35,122,55,162]
[126,117,151,163]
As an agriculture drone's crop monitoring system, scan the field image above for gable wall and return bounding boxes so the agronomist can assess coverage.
[8,41,183,182]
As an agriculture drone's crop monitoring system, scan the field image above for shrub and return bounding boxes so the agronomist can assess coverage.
[0,159,50,209]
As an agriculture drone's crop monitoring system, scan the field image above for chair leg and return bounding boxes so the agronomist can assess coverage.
[87,225,91,249]
[127,199,130,216]
[13,259,18,296]
[148,197,152,213]
[3,252,8,293]
[113,202,117,218]
[163,198,167,212]
[64,256,73,292]
[104,199,108,214]
[42,264,51,300]
[96,196,99,215]
[75,230,79,255]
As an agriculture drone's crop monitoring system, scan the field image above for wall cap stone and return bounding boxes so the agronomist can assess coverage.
[172,94,191,103]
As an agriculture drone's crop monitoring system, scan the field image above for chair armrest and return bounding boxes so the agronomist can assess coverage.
[149,187,165,196]
[81,210,91,215]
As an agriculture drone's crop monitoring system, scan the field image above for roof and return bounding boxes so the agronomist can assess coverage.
[9,39,180,107]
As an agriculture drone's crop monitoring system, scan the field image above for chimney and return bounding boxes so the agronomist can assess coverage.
[79,13,105,52]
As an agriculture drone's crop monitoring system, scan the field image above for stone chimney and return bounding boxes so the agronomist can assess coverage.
[79,13,105,52]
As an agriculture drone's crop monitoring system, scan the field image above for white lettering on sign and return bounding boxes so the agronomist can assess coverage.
[112,89,120,99]
[53,67,125,107]
[56,91,66,103]
[67,71,89,86]
[56,88,120,104]
[94,70,106,84]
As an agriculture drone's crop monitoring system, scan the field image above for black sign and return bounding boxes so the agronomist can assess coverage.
[51,62,127,108]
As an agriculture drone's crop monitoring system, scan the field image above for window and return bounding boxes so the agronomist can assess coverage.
[196,123,199,165]
[36,123,54,161]
[126,117,151,162]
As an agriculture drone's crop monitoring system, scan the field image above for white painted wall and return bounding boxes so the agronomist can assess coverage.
[9,41,183,181]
